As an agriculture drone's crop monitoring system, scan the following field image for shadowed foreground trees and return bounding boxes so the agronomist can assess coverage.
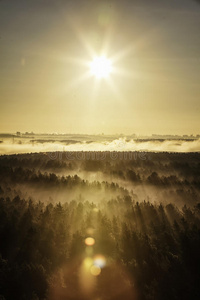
[0,152,200,299]
[0,196,200,300]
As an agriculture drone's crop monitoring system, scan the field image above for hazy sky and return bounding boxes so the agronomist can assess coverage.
[0,0,200,135]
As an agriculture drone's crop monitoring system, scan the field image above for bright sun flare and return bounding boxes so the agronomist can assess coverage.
[90,56,112,79]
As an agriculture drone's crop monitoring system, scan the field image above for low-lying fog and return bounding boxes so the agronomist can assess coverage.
[0,136,200,154]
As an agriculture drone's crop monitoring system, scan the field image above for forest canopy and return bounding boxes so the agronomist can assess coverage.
[0,152,200,299]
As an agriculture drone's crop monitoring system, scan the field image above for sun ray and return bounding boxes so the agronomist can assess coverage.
[66,70,92,90]
[106,76,122,102]
[111,43,135,64]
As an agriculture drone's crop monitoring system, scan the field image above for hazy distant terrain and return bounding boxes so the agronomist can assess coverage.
[0,151,200,299]
[0,133,200,154]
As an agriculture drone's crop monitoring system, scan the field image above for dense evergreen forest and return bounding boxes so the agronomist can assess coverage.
[0,152,200,299]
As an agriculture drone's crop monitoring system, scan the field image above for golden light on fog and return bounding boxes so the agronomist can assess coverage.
[86,227,95,235]
[83,257,93,269]
[90,56,112,78]
[85,237,95,246]
[85,246,93,256]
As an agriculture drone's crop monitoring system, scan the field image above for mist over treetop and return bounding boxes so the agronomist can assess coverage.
[0,133,200,154]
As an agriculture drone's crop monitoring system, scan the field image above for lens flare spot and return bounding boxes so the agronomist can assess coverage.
[94,255,106,268]
[90,265,101,276]
[85,237,95,246]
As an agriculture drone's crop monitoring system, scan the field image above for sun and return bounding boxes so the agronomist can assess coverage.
[90,56,112,79]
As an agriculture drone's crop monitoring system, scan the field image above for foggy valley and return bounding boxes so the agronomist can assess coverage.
[0,151,200,299]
